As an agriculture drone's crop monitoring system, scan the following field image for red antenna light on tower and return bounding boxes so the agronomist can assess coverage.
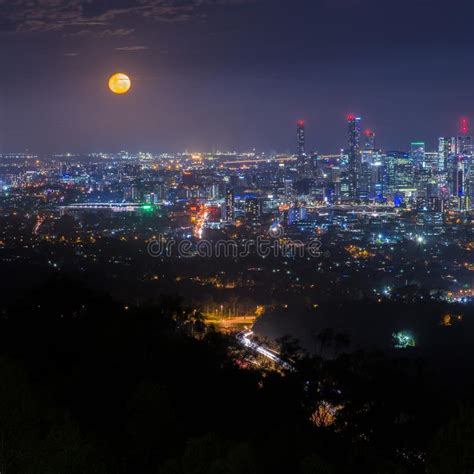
[364,128,374,137]
[460,116,469,135]
[297,120,305,127]
[346,113,355,121]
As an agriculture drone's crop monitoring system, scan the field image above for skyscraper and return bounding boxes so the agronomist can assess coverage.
[284,179,293,199]
[360,129,375,201]
[438,137,456,172]
[347,114,361,199]
[296,120,305,159]
[384,151,414,198]
[245,197,261,222]
[452,156,466,195]
[364,129,375,151]
[467,155,474,209]
[223,188,235,223]
[456,117,472,155]
[411,142,428,196]
[370,155,385,201]
[410,142,425,167]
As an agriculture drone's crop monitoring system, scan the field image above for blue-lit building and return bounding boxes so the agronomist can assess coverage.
[347,114,361,199]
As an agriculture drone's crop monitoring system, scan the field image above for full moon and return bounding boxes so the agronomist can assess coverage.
[108,73,131,94]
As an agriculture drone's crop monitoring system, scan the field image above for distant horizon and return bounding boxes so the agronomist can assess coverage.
[0,125,468,157]
[0,116,470,155]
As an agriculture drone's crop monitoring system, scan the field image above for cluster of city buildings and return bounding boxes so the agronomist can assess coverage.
[295,115,473,211]
[0,116,472,240]
[0,122,471,308]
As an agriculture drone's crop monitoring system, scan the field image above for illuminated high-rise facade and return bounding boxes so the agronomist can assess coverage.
[296,120,305,159]
[411,142,429,197]
[438,137,456,172]
[359,129,377,201]
[384,151,414,199]
[467,155,474,209]
[223,188,235,222]
[347,114,361,199]
[245,197,261,222]
[457,117,472,154]
[370,154,385,201]
[438,119,473,207]
[364,129,375,151]
[456,135,472,154]
[410,142,425,167]
[439,136,457,202]
[452,156,465,197]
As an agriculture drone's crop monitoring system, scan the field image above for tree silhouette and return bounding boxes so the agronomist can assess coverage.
[427,405,474,474]
[317,328,335,358]
[333,333,351,358]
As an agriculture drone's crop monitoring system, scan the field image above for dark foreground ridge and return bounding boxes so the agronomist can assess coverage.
[0,275,473,474]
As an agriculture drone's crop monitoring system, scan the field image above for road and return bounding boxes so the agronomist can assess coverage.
[237,330,293,370]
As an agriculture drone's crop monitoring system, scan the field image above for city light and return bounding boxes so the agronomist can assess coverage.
[392,331,416,349]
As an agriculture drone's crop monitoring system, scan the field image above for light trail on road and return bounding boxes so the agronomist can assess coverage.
[237,330,293,370]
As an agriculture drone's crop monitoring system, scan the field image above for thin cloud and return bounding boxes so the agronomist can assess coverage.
[115,45,150,52]
[0,0,255,34]
[67,28,135,38]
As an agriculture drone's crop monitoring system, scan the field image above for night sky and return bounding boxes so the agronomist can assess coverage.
[1,0,474,154]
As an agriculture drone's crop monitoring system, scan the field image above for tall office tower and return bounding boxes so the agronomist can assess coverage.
[411,142,425,167]
[467,155,474,209]
[308,152,319,176]
[339,170,351,200]
[131,184,140,202]
[462,139,474,157]
[209,183,220,200]
[451,156,467,209]
[361,132,375,200]
[155,183,168,201]
[411,142,424,167]
[438,137,456,171]
[364,129,376,151]
[439,135,471,199]
[424,152,441,172]
[384,151,414,198]
[439,137,456,155]
[347,114,361,199]
[411,142,428,196]
[296,120,306,160]
[223,188,235,222]
[370,155,385,201]
[245,197,261,222]
[426,180,440,200]
[455,118,472,156]
[359,161,371,200]
[456,135,472,154]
